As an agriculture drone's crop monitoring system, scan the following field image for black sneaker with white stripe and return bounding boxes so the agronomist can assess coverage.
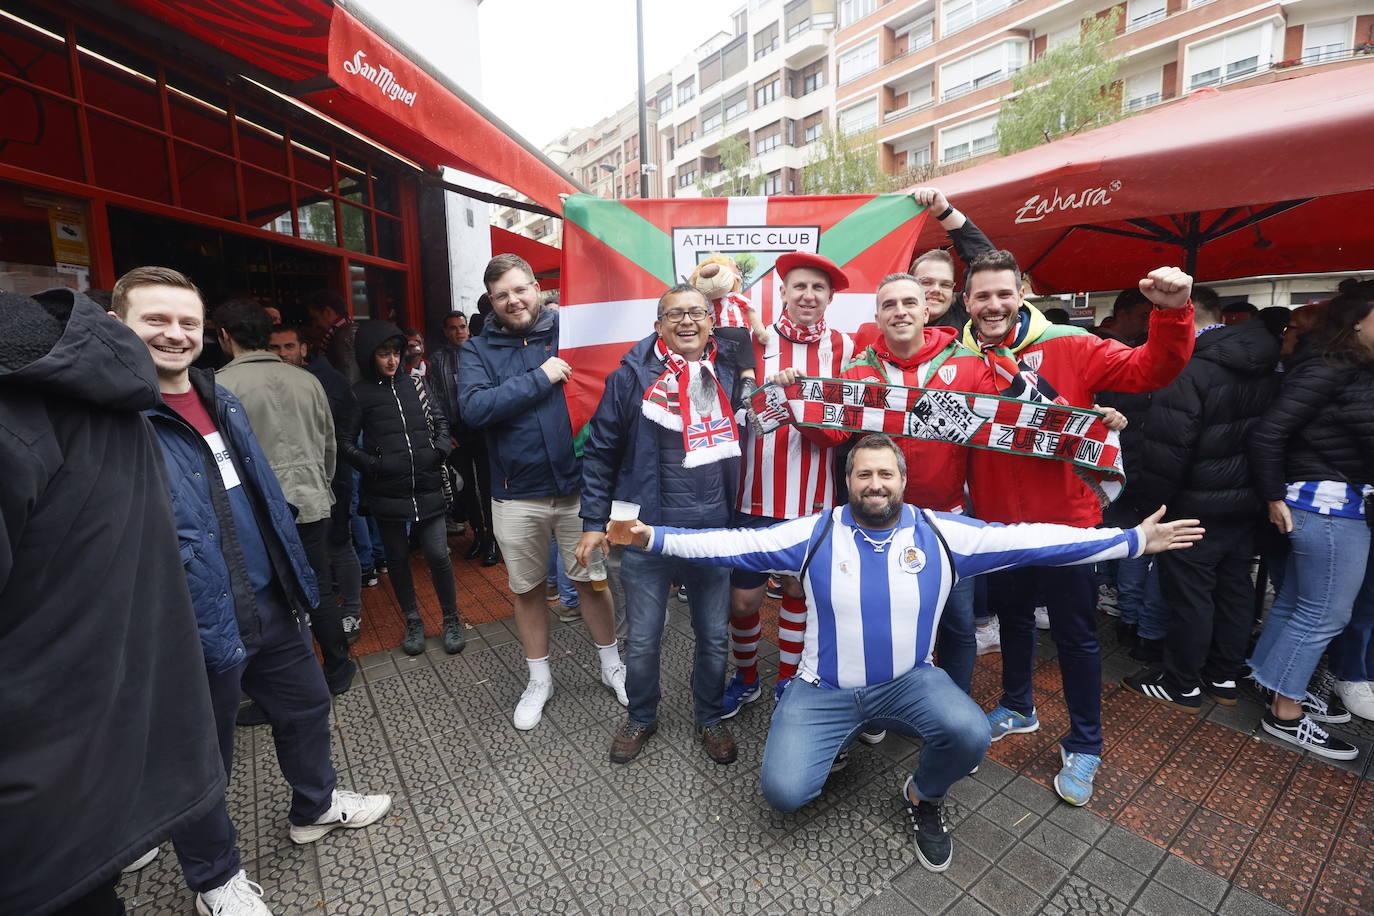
[1261,709,1359,761]
[1306,670,1353,724]
[901,776,952,872]
[1122,670,1202,714]
[1204,679,1239,706]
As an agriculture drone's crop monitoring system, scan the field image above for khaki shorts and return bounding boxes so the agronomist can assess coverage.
[491,492,607,595]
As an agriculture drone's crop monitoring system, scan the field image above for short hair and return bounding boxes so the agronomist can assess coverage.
[845,433,907,477]
[1192,285,1221,317]
[213,299,273,351]
[1111,288,1150,315]
[444,311,467,325]
[305,289,347,317]
[1043,307,1072,325]
[111,266,200,318]
[270,324,302,342]
[484,253,535,290]
[876,272,920,295]
[1222,301,1259,316]
[401,327,421,339]
[965,249,1022,294]
[912,249,954,272]
[657,282,707,316]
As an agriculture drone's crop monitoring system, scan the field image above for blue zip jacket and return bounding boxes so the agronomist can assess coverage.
[146,369,319,672]
[457,308,581,500]
[580,334,744,532]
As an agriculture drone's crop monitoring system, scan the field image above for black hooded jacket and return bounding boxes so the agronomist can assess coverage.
[0,290,223,915]
[1133,319,1280,522]
[1248,339,1374,500]
[341,320,451,522]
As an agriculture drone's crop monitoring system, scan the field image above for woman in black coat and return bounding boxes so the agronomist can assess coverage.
[343,320,465,655]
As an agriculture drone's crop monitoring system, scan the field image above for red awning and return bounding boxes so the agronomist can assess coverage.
[912,66,1374,293]
[491,225,561,291]
[121,0,578,214]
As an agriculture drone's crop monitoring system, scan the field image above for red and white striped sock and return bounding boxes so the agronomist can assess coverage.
[777,594,807,683]
[731,609,761,684]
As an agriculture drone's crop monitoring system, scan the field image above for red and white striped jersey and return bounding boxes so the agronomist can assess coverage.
[738,325,855,519]
[713,292,752,330]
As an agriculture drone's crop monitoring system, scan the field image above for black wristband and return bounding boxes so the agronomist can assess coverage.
[935,205,955,221]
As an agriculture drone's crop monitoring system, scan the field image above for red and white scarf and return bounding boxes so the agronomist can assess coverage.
[776,312,826,344]
[642,338,741,468]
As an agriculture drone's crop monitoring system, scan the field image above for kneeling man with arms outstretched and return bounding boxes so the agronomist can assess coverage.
[625,433,1202,873]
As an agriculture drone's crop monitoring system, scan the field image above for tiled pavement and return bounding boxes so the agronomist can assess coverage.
[119,569,1374,915]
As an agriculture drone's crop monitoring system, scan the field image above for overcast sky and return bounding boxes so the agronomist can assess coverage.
[354,0,741,148]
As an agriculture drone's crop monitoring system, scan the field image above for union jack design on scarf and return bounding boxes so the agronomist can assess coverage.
[641,338,741,468]
[687,417,737,450]
[748,377,1125,506]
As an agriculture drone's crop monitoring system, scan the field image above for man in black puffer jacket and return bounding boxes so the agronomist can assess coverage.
[1122,292,1280,712]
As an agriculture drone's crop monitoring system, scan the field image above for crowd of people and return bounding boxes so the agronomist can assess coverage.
[2,187,1371,914]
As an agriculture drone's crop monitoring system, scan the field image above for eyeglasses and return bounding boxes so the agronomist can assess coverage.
[917,277,955,292]
[660,307,710,323]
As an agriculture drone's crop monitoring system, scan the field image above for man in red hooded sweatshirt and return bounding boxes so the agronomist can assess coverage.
[964,250,1195,807]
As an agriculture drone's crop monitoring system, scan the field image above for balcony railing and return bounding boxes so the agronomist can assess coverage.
[883,98,934,122]
[1123,91,1162,112]
[940,65,1022,102]
[1124,8,1166,32]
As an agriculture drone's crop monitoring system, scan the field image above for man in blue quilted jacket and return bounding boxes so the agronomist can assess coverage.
[115,267,391,916]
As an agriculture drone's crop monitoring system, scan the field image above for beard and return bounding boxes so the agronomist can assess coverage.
[849,489,902,528]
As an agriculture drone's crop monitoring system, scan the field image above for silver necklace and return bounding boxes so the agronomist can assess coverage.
[855,527,897,553]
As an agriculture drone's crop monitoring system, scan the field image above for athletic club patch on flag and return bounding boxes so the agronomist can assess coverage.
[557,193,932,431]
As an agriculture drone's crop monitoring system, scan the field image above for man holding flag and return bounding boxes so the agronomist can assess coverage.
[576,284,750,766]
[961,250,1196,806]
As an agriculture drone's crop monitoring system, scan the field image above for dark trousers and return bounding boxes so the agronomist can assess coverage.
[328,524,363,644]
[52,878,124,915]
[295,519,352,690]
[451,441,492,535]
[1158,520,1256,690]
[171,592,336,893]
[377,514,460,623]
[995,564,1103,755]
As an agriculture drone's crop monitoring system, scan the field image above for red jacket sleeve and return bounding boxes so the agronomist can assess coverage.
[1080,303,1195,394]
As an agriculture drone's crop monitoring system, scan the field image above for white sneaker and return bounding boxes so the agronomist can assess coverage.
[288,789,392,844]
[514,678,554,730]
[122,846,159,873]
[196,870,272,916]
[1098,585,1120,617]
[601,663,628,707]
[1034,606,1050,630]
[1336,680,1374,722]
[976,620,1001,655]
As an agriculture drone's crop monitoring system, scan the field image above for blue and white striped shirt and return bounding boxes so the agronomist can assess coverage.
[1284,481,1372,519]
[648,505,1143,690]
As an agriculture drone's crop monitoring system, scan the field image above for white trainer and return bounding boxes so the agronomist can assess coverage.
[195,869,272,916]
[1098,585,1120,617]
[1335,680,1374,722]
[122,847,159,873]
[976,619,1001,655]
[601,663,629,707]
[513,678,554,730]
[288,789,392,845]
[1034,606,1051,630]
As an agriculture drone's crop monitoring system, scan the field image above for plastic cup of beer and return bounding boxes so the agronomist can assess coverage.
[607,500,642,546]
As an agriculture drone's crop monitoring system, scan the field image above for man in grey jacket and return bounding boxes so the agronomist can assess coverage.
[216,299,353,694]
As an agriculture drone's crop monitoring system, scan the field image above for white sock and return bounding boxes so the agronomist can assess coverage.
[527,656,551,683]
[596,641,622,671]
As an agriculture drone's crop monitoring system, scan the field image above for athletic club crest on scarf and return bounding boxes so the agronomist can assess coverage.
[642,338,741,467]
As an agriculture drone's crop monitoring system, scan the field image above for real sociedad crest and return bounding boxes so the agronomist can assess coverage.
[899,546,926,573]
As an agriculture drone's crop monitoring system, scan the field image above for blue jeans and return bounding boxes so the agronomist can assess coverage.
[1117,556,1167,640]
[1249,510,1372,699]
[620,548,731,727]
[995,564,1103,755]
[1330,538,1374,682]
[546,536,579,608]
[761,666,990,812]
[936,576,977,694]
[171,591,336,892]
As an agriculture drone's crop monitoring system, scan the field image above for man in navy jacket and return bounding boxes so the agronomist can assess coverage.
[114,267,390,916]
[577,284,746,765]
[458,253,626,731]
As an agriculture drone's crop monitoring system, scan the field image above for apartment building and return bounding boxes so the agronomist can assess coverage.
[656,0,837,198]
[491,73,671,246]
[833,0,1374,176]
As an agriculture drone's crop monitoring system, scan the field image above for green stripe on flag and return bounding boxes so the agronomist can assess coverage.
[563,194,676,286]
[818,194,925,266]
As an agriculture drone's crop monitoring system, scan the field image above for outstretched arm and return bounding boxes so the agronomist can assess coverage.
[929,505,1202,579]
[630,514,822,576]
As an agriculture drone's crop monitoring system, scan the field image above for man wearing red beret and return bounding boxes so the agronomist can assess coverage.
[720,251,857,718]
